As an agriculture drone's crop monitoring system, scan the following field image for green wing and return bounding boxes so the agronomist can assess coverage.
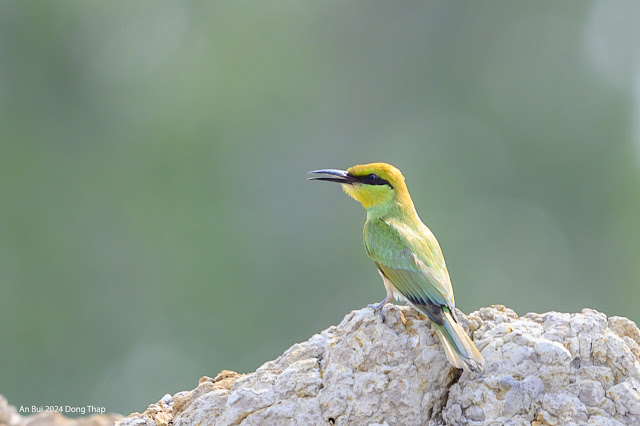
[364,217,455,323]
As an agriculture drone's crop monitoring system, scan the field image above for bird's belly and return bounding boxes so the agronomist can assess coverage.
[392,287,409,303]
[378,269,409,303]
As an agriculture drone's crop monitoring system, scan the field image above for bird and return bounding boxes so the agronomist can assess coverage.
[308,162,484,372]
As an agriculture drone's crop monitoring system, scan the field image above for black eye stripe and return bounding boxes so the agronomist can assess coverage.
[347,173,393,188]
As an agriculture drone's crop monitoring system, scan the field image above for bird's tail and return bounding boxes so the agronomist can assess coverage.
[433,309,484,372]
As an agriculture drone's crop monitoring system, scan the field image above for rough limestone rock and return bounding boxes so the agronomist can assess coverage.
[115,305,640,425]
[0,395,121,426]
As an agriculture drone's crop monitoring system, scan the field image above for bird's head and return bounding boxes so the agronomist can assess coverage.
[308,162,410,210]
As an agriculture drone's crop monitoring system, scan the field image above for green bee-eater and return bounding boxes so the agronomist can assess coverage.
[308,162,484,372]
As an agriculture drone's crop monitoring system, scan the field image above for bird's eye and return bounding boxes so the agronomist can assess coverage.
[366,173,378,183]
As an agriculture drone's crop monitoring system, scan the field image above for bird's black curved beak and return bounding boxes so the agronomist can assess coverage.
[307,169,357,185]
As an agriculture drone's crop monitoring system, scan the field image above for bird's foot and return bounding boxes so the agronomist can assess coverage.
[368,301,388,322]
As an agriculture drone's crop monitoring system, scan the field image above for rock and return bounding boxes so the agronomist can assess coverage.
[2,305,638,425]
[0,394,121,426]
[115,305,640,425]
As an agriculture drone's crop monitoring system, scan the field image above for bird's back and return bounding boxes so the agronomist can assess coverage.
[363,217,455,314]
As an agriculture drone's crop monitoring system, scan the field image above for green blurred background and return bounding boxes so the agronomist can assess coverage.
[1,0,639,416]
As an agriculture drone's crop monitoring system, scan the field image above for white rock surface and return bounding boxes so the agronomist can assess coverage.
[117,305,640,425]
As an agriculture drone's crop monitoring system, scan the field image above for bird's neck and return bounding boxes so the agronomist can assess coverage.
[365,189,419,224]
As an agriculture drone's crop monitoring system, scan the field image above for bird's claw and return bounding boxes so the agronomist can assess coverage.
[368,302,387,322]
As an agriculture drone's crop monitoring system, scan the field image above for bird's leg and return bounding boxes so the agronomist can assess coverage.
[368,291,393,322]
[368,270,395,322]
